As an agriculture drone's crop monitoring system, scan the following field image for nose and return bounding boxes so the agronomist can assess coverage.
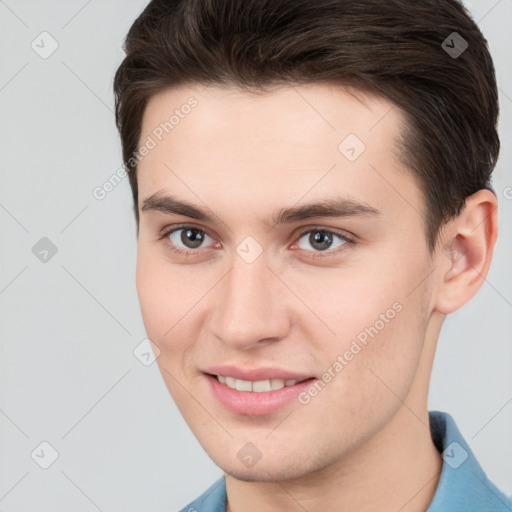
[210,253,292,351]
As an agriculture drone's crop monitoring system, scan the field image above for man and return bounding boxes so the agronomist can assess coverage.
[113,0,511,510]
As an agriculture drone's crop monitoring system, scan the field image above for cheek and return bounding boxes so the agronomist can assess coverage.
[136,250,202,408]
[286,261,408,349]
[295,260,429,405]
[293,301,426,451]
[135,247,195,352]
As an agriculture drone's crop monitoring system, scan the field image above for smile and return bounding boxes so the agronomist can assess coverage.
[215,375,301,392]
[205,373,317,416]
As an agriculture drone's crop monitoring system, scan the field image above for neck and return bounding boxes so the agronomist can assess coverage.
[226,404,442,512]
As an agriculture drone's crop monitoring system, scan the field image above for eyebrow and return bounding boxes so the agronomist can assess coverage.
[140,192,381,227]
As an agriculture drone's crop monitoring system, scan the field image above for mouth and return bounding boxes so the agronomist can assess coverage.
[204,372,317,416]
[212,374,308,391]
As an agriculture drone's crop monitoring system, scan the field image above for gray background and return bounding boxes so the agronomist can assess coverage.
[0,0,510,510]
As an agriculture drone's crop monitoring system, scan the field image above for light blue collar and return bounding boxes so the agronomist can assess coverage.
[427,410,511,511]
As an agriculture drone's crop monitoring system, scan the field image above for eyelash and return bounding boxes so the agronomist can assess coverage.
[158,224,354,259]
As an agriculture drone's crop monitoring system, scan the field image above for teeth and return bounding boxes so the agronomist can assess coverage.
[270,379,285,390]
[235,379,252,391]
[216,375,299,392]
[252,380,271,392]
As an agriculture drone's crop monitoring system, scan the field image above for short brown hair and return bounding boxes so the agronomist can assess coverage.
[113,0,499,251]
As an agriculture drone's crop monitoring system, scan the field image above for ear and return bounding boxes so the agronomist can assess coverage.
[433,189,498,315]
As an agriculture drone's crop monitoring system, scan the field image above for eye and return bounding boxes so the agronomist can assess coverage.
[160,225,216,255]
[159,224,353,259]
[293,228,351,256]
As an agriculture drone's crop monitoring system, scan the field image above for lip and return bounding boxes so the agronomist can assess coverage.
[204,365,313,382]
[204,372,317,416]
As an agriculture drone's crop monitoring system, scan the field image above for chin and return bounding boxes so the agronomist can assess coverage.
[224,468,271,482]
[216,451,324,483]
[223,466,303,483]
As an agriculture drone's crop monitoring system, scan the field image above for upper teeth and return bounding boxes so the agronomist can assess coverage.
[217,375,299,392]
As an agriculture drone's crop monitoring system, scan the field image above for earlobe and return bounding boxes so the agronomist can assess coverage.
[434,190,498,314]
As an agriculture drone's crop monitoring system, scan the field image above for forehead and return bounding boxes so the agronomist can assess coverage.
[140,82,403,151]
[137,82,421,223]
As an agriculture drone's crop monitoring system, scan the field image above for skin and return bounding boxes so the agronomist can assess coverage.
[135,83,498,512]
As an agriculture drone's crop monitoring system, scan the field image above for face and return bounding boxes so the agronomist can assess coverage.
[135,83,437,481]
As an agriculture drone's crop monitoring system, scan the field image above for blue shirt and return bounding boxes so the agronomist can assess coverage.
[179,410,512,511]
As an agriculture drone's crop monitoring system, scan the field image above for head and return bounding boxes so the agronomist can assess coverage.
[113,0,499,481]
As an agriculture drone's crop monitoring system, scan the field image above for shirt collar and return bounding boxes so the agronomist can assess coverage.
[427,410,511,511]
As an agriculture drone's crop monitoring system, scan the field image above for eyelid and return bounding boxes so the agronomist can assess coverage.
[292,225,354,244]
[158,223,210,240]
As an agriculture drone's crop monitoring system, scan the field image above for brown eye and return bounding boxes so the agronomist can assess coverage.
[309,230,334,251]
[179,228,205,248]
[163,226,213,251]
[295,228,349,255]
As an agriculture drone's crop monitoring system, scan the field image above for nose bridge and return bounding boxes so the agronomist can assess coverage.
[212,252,290,349]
